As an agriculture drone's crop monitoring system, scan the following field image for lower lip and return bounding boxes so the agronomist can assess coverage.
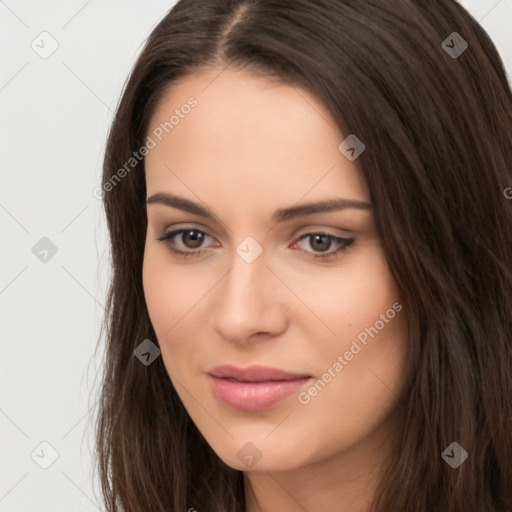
[208,375,312,411]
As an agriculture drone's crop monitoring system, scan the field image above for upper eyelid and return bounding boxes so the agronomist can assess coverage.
[159,228,217,245]
[159,222,352,239]
[160,227,351,250]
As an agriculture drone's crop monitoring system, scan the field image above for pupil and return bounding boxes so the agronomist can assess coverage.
[311,234,331,252]
[183,230,204,248]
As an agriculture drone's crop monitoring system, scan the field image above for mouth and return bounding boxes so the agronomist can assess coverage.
[208,364,312,382]
[207,364,313,411]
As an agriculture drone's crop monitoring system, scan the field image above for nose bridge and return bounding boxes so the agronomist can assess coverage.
[227,252,261,296]
[221,251,268,318]
[210,247,286,342]
[227,241,270,296]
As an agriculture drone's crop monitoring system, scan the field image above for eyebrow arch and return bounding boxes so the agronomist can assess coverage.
[146,192,372,222]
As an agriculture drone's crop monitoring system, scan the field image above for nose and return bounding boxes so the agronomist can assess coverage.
[210,251,288,345]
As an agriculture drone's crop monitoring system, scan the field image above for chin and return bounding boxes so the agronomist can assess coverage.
[211,439,311,473]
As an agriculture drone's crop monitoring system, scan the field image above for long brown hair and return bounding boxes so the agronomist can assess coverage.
[94,1,512,510]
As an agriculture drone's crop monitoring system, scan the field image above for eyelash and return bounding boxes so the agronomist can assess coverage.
[156,228,355,261]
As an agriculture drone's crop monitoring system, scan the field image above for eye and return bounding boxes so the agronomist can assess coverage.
[156,228,355,261]
[156,228,217,258]
[292,232,355,261]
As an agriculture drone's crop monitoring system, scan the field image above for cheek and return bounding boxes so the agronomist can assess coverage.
[339,249,402,337]
[143,238,214,318]
[143,253,187,333]
[305,249,407,425]
[142,244,193,343]
[142,243,218,370]
[294,245,407,406]
[285,243,401,343]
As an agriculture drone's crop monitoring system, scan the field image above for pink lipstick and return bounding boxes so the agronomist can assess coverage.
[207,364,313,411]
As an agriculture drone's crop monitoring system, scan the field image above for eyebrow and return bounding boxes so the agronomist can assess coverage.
[146,192,372,223]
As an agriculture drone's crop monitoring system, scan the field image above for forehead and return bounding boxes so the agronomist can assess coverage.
[144,67,369,212]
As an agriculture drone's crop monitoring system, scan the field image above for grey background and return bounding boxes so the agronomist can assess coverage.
[1,1,511,510]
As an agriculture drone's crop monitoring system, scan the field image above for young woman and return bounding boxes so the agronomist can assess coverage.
[94,1,512,510]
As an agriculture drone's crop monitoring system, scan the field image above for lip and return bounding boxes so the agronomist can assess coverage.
[208,364,311,382]
[207,365,313,411]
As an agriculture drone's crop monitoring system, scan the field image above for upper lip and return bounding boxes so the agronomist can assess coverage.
[208,364,312,382]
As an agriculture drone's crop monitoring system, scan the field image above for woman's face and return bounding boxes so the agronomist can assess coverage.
[142,66,408,473]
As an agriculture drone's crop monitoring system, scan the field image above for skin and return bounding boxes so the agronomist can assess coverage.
[142,65,408,512]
